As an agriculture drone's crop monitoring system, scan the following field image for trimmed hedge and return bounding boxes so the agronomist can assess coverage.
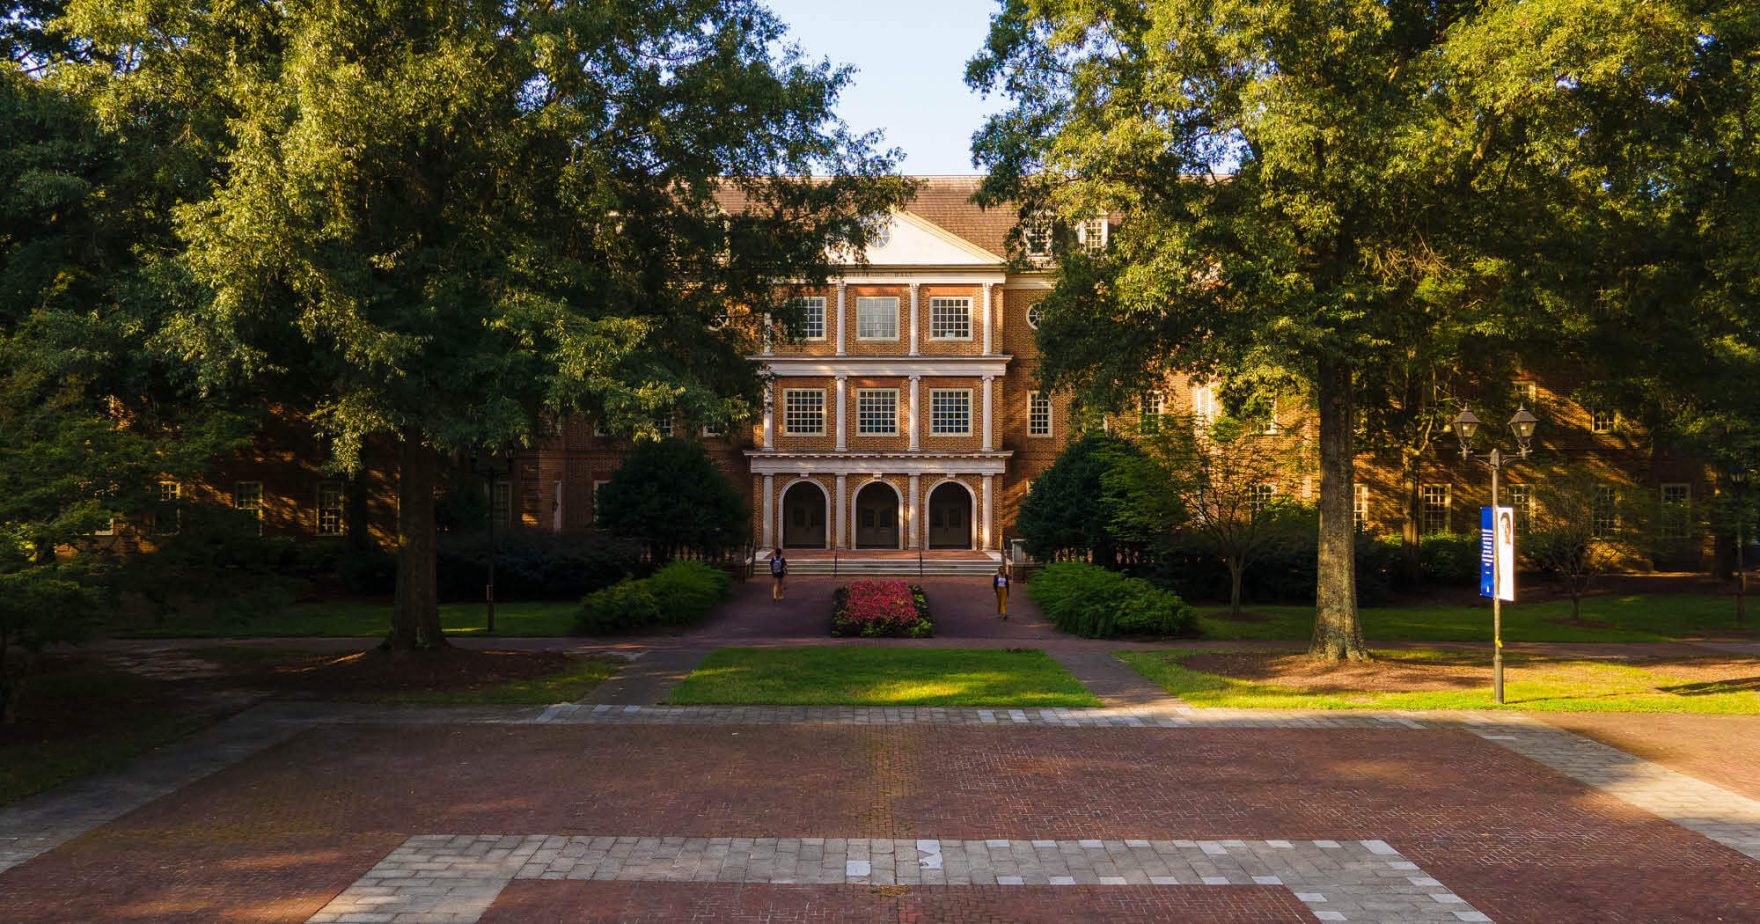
[1029,561,1199,639]
[577,560,730,634]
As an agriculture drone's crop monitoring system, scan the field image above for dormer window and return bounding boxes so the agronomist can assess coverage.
[1023,211,1054,259]
[1077,216,1108,254]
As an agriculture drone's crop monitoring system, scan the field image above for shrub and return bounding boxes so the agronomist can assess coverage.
[831,579,932,638]
[576,560,730,634]
[1017,432,1153,565]
[1416,534,1481,587]
[596,438,749,558]
[1029,561,1198,639]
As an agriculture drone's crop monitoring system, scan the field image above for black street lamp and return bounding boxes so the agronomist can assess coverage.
[1453,405,1540,705]
[470,449,514,635]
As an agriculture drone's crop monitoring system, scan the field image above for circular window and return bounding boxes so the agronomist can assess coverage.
[1026,305,1043,329]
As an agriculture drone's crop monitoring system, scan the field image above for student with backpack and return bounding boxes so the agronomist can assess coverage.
[770,552,788,601]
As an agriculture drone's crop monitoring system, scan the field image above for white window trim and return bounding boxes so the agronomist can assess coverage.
[855,296,900,342]
[927,296,973,341]
[316,480,346,537]
[929,388,974,437]
[855,388,899,437]
[790,296,827,342]
[1028,391,1053,438]
[491,481,513,525]
[1076,215,1109,253]
[1590,408,1617,434]
[782,388,827,436]
[1025,305,1043,329]
[1353,484,1370,529]
[1659,483,1692,539]
[1022,211,1054,259]
[1420,483,1452,535]
[235,481,265,536]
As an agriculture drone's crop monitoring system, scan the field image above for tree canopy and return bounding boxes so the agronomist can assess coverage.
[596,438,749,558]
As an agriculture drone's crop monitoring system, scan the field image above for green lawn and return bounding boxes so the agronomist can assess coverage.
[116,599,581,638]
[377,655,621,705]
[1119,648,1760,714]
[667,648,1101,708]
[1196,593,1755,643]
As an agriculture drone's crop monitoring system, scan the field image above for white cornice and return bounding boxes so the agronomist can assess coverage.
[745,451,1012,476]
[752,355,1013,377]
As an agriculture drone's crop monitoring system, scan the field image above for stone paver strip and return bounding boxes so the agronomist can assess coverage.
[310,835,1489,924]
[1049,649,1194,709]
[577,648,710,706]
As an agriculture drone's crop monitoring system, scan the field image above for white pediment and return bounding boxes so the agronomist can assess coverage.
[835,210,1002,267]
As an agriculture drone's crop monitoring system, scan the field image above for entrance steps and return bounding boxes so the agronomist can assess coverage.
[760,550,1002,578]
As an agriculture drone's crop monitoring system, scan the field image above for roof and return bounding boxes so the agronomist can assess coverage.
[714,175,1019,261]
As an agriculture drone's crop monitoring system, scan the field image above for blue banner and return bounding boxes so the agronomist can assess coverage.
[1479,507,1495,599]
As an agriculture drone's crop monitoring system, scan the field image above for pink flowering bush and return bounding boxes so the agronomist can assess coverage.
[831,579,932,638]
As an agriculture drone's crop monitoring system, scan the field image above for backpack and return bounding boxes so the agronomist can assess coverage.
[770,556,786,577]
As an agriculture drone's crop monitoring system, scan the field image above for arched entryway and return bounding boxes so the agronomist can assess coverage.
[926,481,973,550]
[853,481,901,549]
[781,480,828,549]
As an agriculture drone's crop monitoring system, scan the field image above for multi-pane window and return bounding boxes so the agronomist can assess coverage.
[856,389,898,435]
[234,481,264,536]
[1421,484,1451,535]
[316,481,345,537]
[1250,483,1277,513]
[1504,484,1533,535]
[856,296,899,340]
[789,296,826,340]
[929,389,972,436]
[1140,391,1166,433]
[783,389,826,435]
[1659,483,1692,540]
[1023,212,1054,258]
[491,481,512,525]
[1077,216,1108,254]
[1028,391,1052,437]
[1190,383,1218,424]
[928,297,971,340]
[591,480,609,525]
[650,413,674,439]
[1591,408,1616,433]
[1593,484,1620,538]
[1026,305,1043,329]
[1353,484,1370,532]
[155,480,182,535]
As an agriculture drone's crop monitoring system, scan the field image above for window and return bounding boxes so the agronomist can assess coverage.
[1140,391,1166,433]
[1076,216,1108,254]
[856,296,898,340]
[1421,484,1451,535]
[1250,483,1277,513]
[316,481,345,536]
[701,421,723,438]
[234,481,264,535]
[789,296,826,340]
[592,420,610,437]
[155,481,182,535]
[491,481,512,525]
[1504,484,1532,535]
[856,389,898,435]
[1659,483,1692,540]
[929,297,972,340]
[1190,383,1218,424]
[1591,408,1617,434]
[591,479,609,525]
[1026,305,1043,329]
[1593,485,1619,538]
[783,389,826,435]
[650,413,674,438]
[1353,484,1370,532]
[929,389,972,436]
[1022,211,1054,258]
[1261,396,1280,435]
[94,516,116,537]
[1028,391,1052,437]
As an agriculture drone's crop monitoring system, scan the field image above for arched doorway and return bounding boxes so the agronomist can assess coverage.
[927,481,973,550]
[853,482,901,549]
[781,480,827,548]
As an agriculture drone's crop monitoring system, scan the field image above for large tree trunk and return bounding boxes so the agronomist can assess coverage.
[1399,455,1422,582]
[388,431,447,652]
[1227,558,1245,616]
[1309,358,1368,660]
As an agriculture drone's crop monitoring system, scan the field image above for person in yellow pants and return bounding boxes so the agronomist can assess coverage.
[993,567,1010,620]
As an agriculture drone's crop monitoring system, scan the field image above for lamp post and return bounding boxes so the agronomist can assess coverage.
[470,449,514,635]
[1453,405,1539,705]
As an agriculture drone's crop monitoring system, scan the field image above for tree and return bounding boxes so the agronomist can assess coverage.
[966,0,1683,659]
[1017,431,1158,567]
[596,438,748,559]
[1525,473,1651,622]
[64,0,911,650]
[1133,415,1311,616]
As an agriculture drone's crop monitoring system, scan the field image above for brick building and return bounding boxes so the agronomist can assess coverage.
[109,176,1717,571]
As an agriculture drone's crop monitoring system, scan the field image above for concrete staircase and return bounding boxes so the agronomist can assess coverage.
[759,551,1003,578]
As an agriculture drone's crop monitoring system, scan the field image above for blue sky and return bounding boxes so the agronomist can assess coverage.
[764,0,1007,174]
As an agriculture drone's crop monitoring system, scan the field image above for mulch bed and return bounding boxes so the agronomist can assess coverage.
[221,648,578,698]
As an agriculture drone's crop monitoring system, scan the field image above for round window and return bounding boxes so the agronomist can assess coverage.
[1026,305,1043,329]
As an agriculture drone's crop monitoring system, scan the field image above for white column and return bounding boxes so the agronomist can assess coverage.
[909,282,921,356]
[908,474,921,549]
[982,475,994,551]
[762,388,775,448]
[982,284,993,354]
[835,374,848,451]
[908,374,922,452]
[834,473,847,549]
[981,374,995,452]
[761,474,775,548]
[835,282,847,355]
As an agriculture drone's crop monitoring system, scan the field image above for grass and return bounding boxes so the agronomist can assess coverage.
[115,599,581,638]
[667,647,1101,708]
[1195,593,1756,644]
[1118,648,1760,714]
[377,655,621,705]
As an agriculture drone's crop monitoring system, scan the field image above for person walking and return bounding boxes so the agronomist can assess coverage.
[993,566,1010,620]
[770,551,788,602]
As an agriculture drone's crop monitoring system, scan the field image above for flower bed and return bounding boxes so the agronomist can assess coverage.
[831,579,932,638]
